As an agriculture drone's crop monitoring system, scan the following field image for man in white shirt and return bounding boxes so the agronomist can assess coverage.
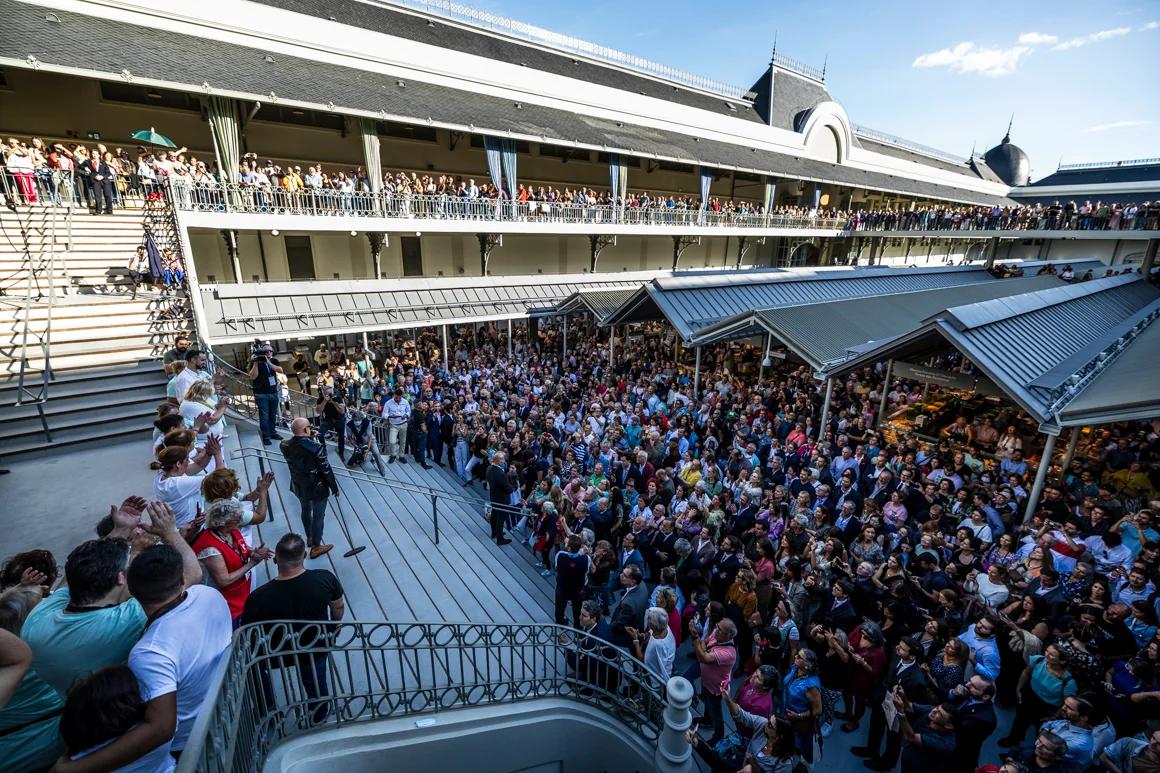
[171,348,212,405]
[381,388,412,462]
[626,607,676,682]
[57,504,229,771]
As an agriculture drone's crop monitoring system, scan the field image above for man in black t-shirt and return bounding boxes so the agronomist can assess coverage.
[249,344,284,445]
[241,533,345,721]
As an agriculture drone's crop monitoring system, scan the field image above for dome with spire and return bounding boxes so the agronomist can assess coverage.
[983,122,1031,187]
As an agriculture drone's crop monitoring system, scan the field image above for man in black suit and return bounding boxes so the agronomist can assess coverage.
[856,636,936,770]
[570,600,615,692]
[906,675,997,773]
[485,451,514,545]
[609,564,648,649]
[426,404,445,467]
[439,403,455,467]
[815,579,858,633]
[827,473,864,517]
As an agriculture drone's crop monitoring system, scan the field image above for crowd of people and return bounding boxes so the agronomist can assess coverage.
[7,135,1157,234]
[1,295,1158,772]
[0,340,348,771]
[273,319,1157,773]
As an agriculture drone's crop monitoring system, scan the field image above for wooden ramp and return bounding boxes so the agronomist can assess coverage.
[232,423,555,625]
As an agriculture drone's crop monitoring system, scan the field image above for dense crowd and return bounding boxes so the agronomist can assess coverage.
[284,319,1157,773]
[7,136,1156,233]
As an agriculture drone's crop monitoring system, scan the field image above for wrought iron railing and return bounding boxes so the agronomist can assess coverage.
[1057,157,1160,171]
[171,181,851,230]
[176,620,667,773]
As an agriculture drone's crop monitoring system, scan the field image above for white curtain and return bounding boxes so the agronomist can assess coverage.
[360,118,382,194]
[206,95,240,208]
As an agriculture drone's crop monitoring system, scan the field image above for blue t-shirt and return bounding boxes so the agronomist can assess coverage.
[21,588,147,696]
[783,665,821,713]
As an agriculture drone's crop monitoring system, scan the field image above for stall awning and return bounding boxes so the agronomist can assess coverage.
[817,274,1160,428]
[604,264,1085,343]
[554,288,642,324]
[195,271,665,344]
[687,273,1069,372]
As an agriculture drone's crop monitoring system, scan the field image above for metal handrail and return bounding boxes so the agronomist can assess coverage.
[1057,157,1160,171]
[171,181,849,230]
[177,620,666,773]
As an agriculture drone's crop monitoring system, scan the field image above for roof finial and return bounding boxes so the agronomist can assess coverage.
[1004,114,1013,143]
[822,54,828,78]
[970,140,976,158]
[771,31,778,65]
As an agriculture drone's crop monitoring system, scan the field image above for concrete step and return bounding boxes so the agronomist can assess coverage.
[0,331,157,358]
[0,412,153,459]
[1,313,187,337]
[0,345,161,373]
[0,391,161,438]
[0,362,166,400]
[0,323,163,347]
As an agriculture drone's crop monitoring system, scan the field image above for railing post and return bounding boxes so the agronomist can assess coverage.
[655,676,694,772]
[432,494,439,545]
[257,453,275,522]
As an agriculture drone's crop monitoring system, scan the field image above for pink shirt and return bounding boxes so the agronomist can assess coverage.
[699,634,737,696]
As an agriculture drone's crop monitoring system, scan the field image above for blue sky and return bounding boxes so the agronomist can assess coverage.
[470,0,1159,182]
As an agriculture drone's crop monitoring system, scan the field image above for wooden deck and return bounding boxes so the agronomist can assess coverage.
[233,423,555,625]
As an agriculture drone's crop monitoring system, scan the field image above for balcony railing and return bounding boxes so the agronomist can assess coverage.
[176,620,667,773]
[170,181,848,230]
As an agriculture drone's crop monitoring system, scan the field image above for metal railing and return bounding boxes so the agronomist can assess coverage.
[176,619,667,773]
[851,124,968,165]
[379,0,746,98]
[172,181,850,230]
[1057,157,1160,171]
[210,355,487,546]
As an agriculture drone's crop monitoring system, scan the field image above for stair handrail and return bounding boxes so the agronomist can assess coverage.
[176,618,668,773]
[12,204,58,442]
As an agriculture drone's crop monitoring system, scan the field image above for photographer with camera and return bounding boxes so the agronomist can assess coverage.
[281,417,338,559]
[345,408,386,475]
[315,383,347,462]
[248,343,284,446]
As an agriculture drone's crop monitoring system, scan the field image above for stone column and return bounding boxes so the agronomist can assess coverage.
[654,676,694,773]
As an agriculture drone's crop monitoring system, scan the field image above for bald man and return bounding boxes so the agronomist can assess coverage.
[281,418,339,558]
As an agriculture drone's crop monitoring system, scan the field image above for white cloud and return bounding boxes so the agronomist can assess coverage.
[1053,26,1132,49]
[1142,20,1160,30]
[1082,120,1152,133]
[1018,31,1058,45]
[912,42,1030,77]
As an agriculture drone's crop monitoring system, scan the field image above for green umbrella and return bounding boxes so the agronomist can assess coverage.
[129,127,177,149]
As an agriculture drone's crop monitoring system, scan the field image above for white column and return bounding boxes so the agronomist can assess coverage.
[507,318,513,359]
[609,325,615,369]
[818,377,835,441]
[693,347,702,398]
[361,331,369,351]
[441,324,449,371]
[1060,427,1081,470]
[562,315,568,361]
[878,359,893,427]
[654,676,694,772]
[1025,432,1059,523]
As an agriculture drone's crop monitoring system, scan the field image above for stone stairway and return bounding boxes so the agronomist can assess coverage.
[0,201,190,459]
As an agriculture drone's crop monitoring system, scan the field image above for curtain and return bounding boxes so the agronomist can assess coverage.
[499,139,518,199]
[206,96,240,208]
[609,153,620,210]
[360,118,382,194]
[763,177,776,225]
[145,231,164,277]
[483,136,504,196]
[699,167,712,211]
[812,183,822,210]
